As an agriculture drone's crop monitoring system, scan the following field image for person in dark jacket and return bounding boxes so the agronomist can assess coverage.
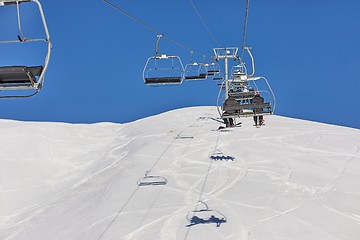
[222,95,238,127]
[251,91,264,126]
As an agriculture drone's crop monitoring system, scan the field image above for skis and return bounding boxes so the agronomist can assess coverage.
[216,122,242,131]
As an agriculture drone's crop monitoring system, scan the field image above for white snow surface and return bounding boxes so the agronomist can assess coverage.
[1,106,360,240]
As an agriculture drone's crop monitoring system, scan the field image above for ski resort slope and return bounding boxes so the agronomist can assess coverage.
[1,106,360,240]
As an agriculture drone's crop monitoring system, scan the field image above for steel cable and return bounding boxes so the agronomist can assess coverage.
[102,0,207,57]
[241,0,250,59]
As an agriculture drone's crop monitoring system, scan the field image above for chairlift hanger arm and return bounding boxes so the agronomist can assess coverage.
[155,34,162,55]
[244,46,255,77]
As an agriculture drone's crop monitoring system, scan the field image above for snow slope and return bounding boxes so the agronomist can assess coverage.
[1,106,360,240]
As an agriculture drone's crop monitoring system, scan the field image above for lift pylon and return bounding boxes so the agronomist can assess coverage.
[213,47,239,99]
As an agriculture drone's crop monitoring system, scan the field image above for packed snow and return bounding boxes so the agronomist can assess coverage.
[1,106,360,240]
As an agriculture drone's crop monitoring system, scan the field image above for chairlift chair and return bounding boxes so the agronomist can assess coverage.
[205,62,220,76]
[184,51,207,81]
[217,47,276,119]
[143,35,184,86]
[0,0,51,98]
[231,63,247,82]
[221,78,275,118]
[137,171,167,186]
[212,71,224,81]
[184,62,207,81]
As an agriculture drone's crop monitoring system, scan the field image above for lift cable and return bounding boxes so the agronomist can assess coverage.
[188,0,223,47]
[102,0,207,58]
[241,0,250,58]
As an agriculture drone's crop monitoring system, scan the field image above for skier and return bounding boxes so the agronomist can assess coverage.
[222,95,238,128]
[251,91,264,126]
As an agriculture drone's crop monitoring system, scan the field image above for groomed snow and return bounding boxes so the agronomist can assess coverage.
[1,106,360,240]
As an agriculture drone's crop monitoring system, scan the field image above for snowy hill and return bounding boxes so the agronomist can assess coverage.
[1,106,360,240]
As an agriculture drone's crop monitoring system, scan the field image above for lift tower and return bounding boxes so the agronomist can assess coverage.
[213,47,239,99]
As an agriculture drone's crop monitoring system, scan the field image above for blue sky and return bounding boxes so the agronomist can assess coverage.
[0,0,359,129]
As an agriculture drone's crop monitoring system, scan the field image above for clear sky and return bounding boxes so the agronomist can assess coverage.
[1,0,359,129]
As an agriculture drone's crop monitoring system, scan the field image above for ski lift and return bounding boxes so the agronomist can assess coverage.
[137,171,167,186]
[0,0,51,98]
[143,35,184,86]
[186,201,227,227]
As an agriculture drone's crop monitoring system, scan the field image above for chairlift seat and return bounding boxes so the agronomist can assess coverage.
[222,102,272,117]
[228,91,256,100]
[145,76,182,85]
[0,66,43,87]
[184,74,207,80]
[207,70,219,74]
[0,0,31,6]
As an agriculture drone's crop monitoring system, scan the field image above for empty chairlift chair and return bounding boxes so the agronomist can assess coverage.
[184,51,207,81]
[143,35,184,86]
[231,63,248,83]
[0,0,51,98]
[205,62,220,76]
[212,71,224,81]
[184,62,207,81]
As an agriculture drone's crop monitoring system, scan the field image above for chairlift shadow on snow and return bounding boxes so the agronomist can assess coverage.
[209,149,235,161]
[186,201,227,228]
[210,155,235,161]
[137,171,167,186]
[186,215,226,227]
